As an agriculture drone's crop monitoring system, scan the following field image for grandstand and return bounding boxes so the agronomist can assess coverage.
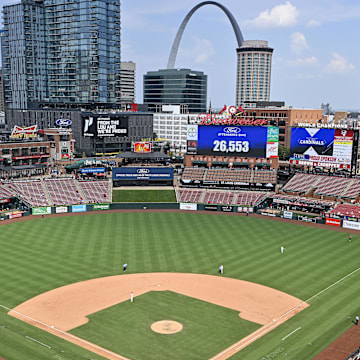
[0,178,111,206]
[282,174,320,195]
[79,181,111,203]
[313,176,350,197]
[45,178,84,206]
[253,170,277,184]
[236,192,267,206]
[342,179,360,200]
[177,188,268,206]
[7,180,50,207]
[181,168,206,182]
[178,189,203,203]
[0,184,14,199]
[328,203,360,218]
[203,191,235,205]
[204,169,251,184]
[181,167,276,188]
[282,173,360,202]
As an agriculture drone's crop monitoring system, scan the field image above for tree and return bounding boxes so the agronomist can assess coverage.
[278,144,290,160]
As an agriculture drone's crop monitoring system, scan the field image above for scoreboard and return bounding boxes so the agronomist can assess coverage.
[289,128,355,169]
[187,125,279,158]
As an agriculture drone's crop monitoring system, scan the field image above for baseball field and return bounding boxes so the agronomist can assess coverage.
[0,211,359,360]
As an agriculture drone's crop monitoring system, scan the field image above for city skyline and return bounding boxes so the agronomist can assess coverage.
[1,0,359,110]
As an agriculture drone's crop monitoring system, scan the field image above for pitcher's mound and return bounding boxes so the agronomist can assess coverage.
[151,320,183,334]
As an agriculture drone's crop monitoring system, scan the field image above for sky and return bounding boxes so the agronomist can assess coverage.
[1,0,360,110]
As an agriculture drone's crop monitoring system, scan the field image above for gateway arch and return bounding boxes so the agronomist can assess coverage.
[167,1,244,69]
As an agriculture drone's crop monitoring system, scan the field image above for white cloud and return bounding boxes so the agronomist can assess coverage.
[326,53,355,73]
[178,37,216,65]
[246,2,299,28]
[289,56,318,66]
[306,19,321,28]
[290,32,308,54]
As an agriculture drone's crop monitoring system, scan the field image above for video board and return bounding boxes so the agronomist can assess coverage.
[187,125,279,158]
[290,128,354,168]
[83,114,128,138]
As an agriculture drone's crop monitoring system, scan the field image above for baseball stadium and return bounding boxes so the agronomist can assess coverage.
[1,122,360,360]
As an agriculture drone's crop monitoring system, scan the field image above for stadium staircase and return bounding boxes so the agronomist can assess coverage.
[199,191,207,203]
[40,178,53,205]
[340,180,355,198]
[108,179,113,202]
[75,181,88,203]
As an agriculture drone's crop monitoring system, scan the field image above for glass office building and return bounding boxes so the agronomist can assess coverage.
[1,0,47,109]
[1,0,121,109]
[143,68,207,113]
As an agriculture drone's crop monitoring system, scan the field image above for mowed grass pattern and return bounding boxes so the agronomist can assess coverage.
[0,212,359,359]
[112,189,176,202]
[71,291,261,360]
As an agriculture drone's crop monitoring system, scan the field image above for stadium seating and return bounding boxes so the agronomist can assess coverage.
[236,192,267,206]
[282,173,320,194]
[203,191,235,205]
[253,170,277,184]
[181,167,206,181]
[313,176,350,197]
[178,188,268,206]
[7,180,50,207]
[0,185,14,199]
[205,169,251,183]
[341,179,360,200]
[78,181,110,203]
[45,178,84,206]
[178,189,203,203]
[271,193,334,207]
[328,204,360,218]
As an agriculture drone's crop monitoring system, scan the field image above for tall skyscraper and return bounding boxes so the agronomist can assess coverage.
[143,68,207,113]
[236,40,273,106]
[120,61,136,105]
[1,0,47,109]
[0,68,5,112]
[1,0,121,109]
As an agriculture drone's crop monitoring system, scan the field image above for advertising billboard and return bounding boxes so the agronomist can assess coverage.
[81,168,106,174]
[187,125,278,158]
[11,125,38,139]
[133,142,152,153]
[83,115,128,138]
[72,205,87,213]
[112,167,174,181]
[32,207,52,215]
[290,128,354,168]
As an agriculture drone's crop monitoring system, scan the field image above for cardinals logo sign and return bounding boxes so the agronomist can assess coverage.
[11,125,38,139]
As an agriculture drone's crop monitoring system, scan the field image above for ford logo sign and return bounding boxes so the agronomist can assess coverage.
[137,169,150,174]
[55,119,72,127]
[224,127,241,134]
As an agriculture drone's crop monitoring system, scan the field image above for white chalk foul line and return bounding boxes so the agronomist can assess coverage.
[26,335,52,349]
[0,304,130,360]
[210,265,360,359]
[282,327,301,341]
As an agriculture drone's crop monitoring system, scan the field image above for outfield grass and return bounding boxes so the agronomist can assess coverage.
[71,291,260,360]
[112,189,176,202]
[0,213,359,360]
